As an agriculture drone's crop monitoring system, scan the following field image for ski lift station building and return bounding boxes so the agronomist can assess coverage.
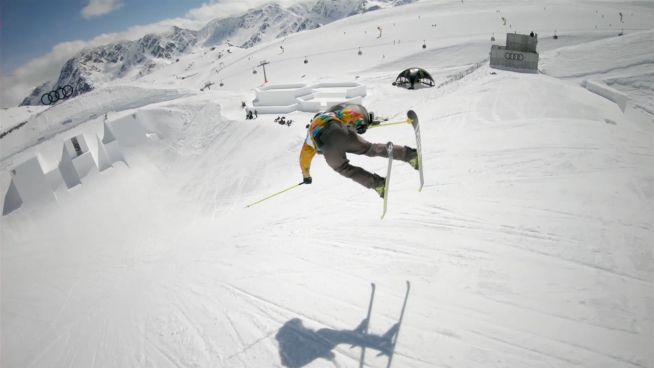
[490,33,539,73]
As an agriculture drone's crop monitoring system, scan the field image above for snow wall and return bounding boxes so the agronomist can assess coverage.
[251,82,367,114]
[2,119,131,216]
[583,80,630,112]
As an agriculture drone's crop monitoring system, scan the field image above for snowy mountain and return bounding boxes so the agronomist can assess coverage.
[20,0,411,106]
[18,81,51,106]
[2,1,653,368]
[20,26,199,106]
[198,3,318,49]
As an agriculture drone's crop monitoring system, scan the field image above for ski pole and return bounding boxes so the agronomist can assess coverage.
[245,182,304,208]
[369,118,411,129]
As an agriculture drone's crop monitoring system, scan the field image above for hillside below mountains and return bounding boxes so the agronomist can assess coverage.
[20,0,412,106]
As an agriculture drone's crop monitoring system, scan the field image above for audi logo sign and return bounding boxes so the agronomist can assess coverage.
[504,52,525,61]
[40,85,74,105]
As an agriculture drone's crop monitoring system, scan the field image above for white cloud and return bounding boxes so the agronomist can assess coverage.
[81,0,124,19]
[185,0,309,23]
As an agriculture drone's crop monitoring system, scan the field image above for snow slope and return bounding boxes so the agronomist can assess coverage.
[0,106,47,133]
[1,1,653,368]
[540,29,654,114]
[0,85,194,166]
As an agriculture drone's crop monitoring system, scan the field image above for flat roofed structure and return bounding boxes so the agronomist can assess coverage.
[490,33,539,73]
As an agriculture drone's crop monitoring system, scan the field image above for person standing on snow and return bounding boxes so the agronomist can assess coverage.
[299,103,419,198]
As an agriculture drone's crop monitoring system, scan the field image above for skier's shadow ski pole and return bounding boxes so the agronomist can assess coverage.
[275,318,397,367]
[274,282,410,368]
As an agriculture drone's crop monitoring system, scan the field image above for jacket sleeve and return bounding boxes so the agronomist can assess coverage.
[299,141,316,178]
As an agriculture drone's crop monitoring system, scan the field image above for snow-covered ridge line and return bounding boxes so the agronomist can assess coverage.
[2,86,193,163]
[540,30,654,78]
[0,121,28,139]
[583,80,629,111]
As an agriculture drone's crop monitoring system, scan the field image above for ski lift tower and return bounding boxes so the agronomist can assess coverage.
[257,60,270,83]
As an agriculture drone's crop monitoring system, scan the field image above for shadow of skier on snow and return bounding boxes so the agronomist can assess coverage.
[275,317,398,367]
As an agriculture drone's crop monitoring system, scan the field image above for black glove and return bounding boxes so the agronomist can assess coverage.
[303,176,312,184]
[356,124,368,134]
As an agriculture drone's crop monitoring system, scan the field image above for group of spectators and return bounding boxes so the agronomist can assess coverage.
[241,102,292,125]
[274,116,293,126]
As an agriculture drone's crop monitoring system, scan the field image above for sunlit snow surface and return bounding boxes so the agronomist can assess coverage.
[1,1,653,367]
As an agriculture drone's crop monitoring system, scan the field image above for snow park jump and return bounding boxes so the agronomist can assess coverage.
[1,1,653,368]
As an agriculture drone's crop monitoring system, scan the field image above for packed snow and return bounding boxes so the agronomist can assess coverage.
[1,1,653,368]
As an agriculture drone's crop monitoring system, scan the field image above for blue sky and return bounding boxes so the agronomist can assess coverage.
[0,0,206,73]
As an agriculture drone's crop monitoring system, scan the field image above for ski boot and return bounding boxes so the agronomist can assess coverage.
[405,146,419,170]
[372,174,386,198]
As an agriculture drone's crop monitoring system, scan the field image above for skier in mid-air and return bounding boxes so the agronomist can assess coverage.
[299,103,419,198]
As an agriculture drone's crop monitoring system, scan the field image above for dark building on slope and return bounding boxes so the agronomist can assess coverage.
[490,33,539,73]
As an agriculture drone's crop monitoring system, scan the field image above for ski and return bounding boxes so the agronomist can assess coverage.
[407,110,424,191]
[386,281,411,368]
[359,283,376,368]
[381,142,393,219]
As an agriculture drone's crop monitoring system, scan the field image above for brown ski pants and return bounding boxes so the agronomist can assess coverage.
[318,122,410,189]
